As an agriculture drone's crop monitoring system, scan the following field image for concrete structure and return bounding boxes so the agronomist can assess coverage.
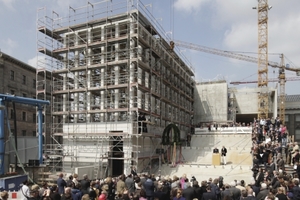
[284,95,300,141]
[194,80,278,126]
[229,86,277,123]
[194,81,228,124]
[37,1,194,177]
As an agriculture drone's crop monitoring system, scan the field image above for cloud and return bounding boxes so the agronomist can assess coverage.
[0,0,15,10]
[221,7,300,67]
[174,0,210,12]
[223,23,256,51]
[1,38,17,54]
[28,56,38,68]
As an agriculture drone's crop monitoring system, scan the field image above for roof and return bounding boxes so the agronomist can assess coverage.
[285,94,300,102]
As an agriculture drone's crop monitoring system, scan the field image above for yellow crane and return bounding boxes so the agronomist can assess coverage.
[230,76,300,85]
[254,0,270,121]
[173,40,300,125]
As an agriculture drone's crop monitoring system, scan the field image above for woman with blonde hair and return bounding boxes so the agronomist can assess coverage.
[180,174,187,189]
[276,187,288,200]
[72,173,79,188]
[104,176,115,200]
[0,191,8,200]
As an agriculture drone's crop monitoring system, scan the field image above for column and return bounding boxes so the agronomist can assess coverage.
[114,66,120,121]
[130,39,136,59]
[137,67,142,85]
[100,91,105,122]
[115,23,119,38]
[137,90,142,109]
[101,26,105,41]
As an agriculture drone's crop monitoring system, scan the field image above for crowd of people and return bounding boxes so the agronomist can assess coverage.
[2,117,300,200]
[14,165,300,200]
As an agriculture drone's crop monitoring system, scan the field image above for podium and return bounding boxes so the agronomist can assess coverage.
[212,153,221,165]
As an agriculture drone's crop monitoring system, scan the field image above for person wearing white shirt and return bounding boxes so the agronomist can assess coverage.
[20,180,30,200]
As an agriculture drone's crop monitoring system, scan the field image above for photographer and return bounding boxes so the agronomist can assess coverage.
[190,176,196,185]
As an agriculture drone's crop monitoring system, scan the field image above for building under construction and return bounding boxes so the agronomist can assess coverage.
[37,0,194,177]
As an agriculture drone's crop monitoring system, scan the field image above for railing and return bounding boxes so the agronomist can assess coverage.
[195,127,252,134]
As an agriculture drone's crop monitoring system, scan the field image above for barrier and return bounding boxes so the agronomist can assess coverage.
[8,190,23,200]
[195,127,252,134]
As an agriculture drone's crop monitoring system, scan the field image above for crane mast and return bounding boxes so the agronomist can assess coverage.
[279,55,285,125]
[257,0,269,120]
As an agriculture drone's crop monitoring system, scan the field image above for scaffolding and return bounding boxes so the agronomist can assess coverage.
[36,0,194,178]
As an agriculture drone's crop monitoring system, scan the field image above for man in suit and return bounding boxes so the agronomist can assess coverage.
[228,181,241,200]
[213,147,219,153]
[57,173,67,195]
[182,182,196,200]
[277,156,285,171]
[221,184,233,200]
[131,166,137,176]
[202,186,217,200]
[80,174,90,195]
[221,146,227,165]
[256,183,269,200]
[143,175,155,200]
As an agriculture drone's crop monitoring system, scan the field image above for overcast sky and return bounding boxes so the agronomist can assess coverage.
[0,0,299,95]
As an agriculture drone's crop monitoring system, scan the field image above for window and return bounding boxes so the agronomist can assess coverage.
[10,70,14,80]
[22,75,26,85]
[295,129,300,140]
[33,113,36,123]
[285,115,289,123]
[22,130,26,136]
[296,115,300,122]
[22,112,26,121]
[32,131,36,136]
[33,79,36,88]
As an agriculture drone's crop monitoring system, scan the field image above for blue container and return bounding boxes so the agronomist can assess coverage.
[0,174,28,191]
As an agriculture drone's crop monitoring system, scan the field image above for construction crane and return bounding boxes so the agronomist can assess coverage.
[173,40,300,125]
[230,76,300,85]
[253,0,270,121]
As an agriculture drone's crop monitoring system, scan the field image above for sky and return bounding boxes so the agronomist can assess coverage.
[0,0,299,95]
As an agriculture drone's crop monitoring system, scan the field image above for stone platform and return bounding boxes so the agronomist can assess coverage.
[159,132,254,184]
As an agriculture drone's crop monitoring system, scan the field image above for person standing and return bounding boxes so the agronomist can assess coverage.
[143,175,155,200]
[213,147,219,153]
[81,174,91,195]
[221,146,227,165]
[20,180,30,200]
[57,173,67,195]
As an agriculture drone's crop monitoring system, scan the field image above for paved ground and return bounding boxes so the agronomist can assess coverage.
[159,133,254,184]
